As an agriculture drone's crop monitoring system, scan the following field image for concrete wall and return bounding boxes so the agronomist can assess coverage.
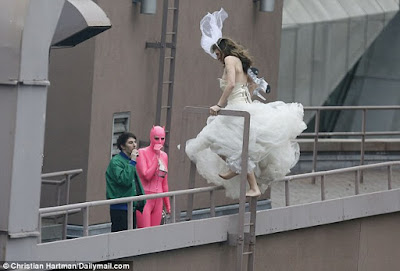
[129,212,400,271]
[42,0,283,224]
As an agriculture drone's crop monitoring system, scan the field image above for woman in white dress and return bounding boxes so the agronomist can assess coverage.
[185,36,307,199]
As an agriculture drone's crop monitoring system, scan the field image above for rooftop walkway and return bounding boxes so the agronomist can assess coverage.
[271,167,400,208]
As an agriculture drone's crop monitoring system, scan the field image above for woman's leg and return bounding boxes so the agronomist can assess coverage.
[246,172,261,197]
[218,154,240,179]
[219,170,238,179]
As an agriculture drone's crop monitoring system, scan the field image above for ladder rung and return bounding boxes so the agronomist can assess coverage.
[165,56,175,59]
[166,32,176,35]
[163,81,173,84]
[244,223,254,226]
[243,252,253,255]
[161,106,171,109]
[168,7,177,10]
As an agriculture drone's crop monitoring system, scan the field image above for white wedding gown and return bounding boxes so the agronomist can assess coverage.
[185,79,307,199]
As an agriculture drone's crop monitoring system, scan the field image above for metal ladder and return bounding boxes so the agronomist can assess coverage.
[229,194,258,271]
[146,0,179,153]
[181,106,257,271]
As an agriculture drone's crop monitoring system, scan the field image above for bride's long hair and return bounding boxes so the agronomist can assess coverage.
[212,37,253,72]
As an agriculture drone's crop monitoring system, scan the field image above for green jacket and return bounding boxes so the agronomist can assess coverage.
[106,152,145,212]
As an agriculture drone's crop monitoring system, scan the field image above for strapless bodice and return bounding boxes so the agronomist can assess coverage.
[218,78,252,105]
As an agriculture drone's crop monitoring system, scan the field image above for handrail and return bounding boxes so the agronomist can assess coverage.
[273,161,400,206]
[40,168,83,241]
[303,105,400,110]
[301,105,400,183]
[38,185,224,242]
[41,169,83,179]
[39,185,224,214]
[180,106,251,271]
[275,161,400,181]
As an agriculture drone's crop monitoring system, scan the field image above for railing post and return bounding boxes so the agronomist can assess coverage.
[388,165,392,190]
[186,161,196,221]
[171,195,176,223]
[360,109,366,183]
[236,111,251,271]
[320,175,325,201]
[127,201,133,230]
[312,109,320,184]
[355,170,360,195]
[82,207,89,237]
[38,214,42,244]
[285,180,290,206]
[62,173,71,240]
[210,190,216,217]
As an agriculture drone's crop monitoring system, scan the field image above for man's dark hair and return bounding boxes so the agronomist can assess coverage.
[117,132,136,151]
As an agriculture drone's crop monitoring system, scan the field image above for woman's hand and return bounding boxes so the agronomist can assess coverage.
[209,105,221,116]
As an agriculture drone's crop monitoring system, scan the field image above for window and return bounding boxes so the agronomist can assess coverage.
[111,112,130,157]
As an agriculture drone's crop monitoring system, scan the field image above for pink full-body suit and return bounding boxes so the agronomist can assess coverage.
[136,126,171,228]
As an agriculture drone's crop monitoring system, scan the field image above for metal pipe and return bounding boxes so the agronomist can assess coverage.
[41,169,83,179]
[186,161,196,221]
[285,180,290,206]
[388,165,392,190]
[236,109,251,271]
[127,202,133,230]
[210,190,216,217]
[39,161,400,217]
[82,207,89,237]
[63,174,71,239]
[312,109,320,184]
[304,105,400,110]
[360,109,366,183]
[321,175,325,201]
[171,196,176,223]
[40,185,224,214]
[355,170,360,195]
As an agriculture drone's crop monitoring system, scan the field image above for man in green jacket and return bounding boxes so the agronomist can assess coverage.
[106,132,145,232]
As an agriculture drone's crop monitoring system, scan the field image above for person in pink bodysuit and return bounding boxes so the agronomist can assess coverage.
[136,126,171,228]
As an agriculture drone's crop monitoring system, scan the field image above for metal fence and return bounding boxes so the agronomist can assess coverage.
[41,169,82,240]
[302,105,400,181]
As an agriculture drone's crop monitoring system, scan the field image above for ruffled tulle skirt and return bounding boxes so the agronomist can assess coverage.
[185,101,307,199]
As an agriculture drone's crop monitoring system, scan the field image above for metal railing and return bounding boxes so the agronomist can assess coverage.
[40,169,82,240]
[273,161,400,207]
[39,185,224,242]
[180,106,253,271]
[302,105,400,182]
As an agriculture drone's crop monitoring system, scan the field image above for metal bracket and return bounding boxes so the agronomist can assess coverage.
[227,232,250,246]
[9,231,41,238]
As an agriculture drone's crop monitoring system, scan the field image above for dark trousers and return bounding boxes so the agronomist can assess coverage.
[110,209,136,232]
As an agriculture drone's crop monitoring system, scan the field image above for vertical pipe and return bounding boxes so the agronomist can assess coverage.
[210,190,216,218]
[164,0,180,153]
[186,161,196,221]
[82,207,89,237]
[355,170,360,195]
[171,196,176,223]
[155,0,169,125]
[247,197,257,271]
[38,214,42,244]
[320,175,325,201]
[312,110,320,184]
[388,165,392,190]
[360,109,366,183]
[63,174,71,239]
[127,201,133,230]
[285,180,290,206]
[236,112,251,271]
